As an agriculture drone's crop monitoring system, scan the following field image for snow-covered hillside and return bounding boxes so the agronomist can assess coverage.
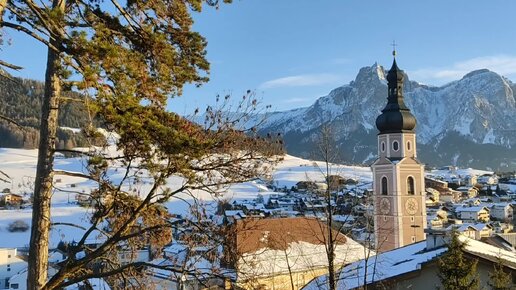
[0,149,372,249]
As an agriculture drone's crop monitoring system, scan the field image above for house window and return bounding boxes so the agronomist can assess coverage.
[381,177,388,195]
[392,141,399,151]
[407,177,415,195]
[11,283,19,289]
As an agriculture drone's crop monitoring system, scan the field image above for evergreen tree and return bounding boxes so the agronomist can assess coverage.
[488,256,512,290]
[2,1,285,289]
[437,231,480,290]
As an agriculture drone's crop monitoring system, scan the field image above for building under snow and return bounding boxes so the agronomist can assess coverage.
[224,217,372,290]
[303,230,516,290]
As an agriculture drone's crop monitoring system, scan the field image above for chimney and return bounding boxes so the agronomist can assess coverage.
[425,228,450,250]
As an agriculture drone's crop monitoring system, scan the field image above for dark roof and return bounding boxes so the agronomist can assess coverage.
[376,57,417,134]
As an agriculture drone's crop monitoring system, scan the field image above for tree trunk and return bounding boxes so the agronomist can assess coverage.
[326,178,336,290]
[28,0,64,288]
[283,249,295,290]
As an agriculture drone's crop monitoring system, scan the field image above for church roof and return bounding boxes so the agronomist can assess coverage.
[375,56,417,134]
[372,156,423,167]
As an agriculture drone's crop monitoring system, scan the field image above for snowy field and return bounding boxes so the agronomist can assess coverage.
[0,148,372,249]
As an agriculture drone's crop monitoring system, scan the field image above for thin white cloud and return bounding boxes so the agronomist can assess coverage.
[259,73,341,89]
[410,55,516,84]
[281,97,313,104]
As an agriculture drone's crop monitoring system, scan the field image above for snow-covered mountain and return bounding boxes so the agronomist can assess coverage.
[259,63,516,170]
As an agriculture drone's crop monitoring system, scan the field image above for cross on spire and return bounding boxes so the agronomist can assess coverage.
[391,40,397,57]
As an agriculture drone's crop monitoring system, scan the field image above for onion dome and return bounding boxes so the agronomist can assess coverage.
[375,57,416,134]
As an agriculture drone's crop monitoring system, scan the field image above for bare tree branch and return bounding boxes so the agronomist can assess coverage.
[53,170,96,181]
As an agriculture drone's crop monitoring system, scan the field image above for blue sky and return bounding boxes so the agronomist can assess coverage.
[3,0,516,113]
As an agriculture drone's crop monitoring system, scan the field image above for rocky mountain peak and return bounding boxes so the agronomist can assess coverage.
[259,64,516,170]
[353,63,387,86]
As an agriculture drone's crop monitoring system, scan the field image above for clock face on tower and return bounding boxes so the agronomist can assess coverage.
[405,197,418,215]
[379,198,391,215]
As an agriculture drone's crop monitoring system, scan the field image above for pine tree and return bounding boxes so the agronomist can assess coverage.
[437,231,480,290]
[1,1,286,289]
[488,256,512,290]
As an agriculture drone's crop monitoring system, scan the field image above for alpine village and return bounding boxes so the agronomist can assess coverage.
[0,1,516,290]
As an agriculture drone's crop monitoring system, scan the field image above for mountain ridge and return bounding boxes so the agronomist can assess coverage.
[258,63,516,170]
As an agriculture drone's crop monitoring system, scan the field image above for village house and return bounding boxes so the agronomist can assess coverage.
[74,193,91,206]
[428,216,444,228]
[489,221,513,234]
[425,177,448,192]
[0,248,26,289]
[463,197,482,206]
[326,175,358,192]
[426,188,440,204]
[295,181,327,193]
[327,175,346,191]
[451,223,493,240]
[490,203,514,221]
[497,232,516,248]
[0,193,22,207]
[147,242,231,290]
[427,206,453,229]
[455,206,490,223]
[481,234,515,252]
[1,249,105,290]
[8,266,109,290]
[492,190,513,203]
[465,175,478,186]
[442,190,462,203]
[478,174,498,185]
[443,175,464,187]
[456,186,478,198]
[224,210,247,224]
[224,217,371,290]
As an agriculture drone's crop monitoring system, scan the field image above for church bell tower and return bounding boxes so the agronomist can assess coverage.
[372,52,426,252]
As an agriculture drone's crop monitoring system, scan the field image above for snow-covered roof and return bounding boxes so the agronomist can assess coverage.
[224,210,246,217]
[455,206,489,213]
[449,222,491,233]
[304,241,445,290]
[490,203,512,208]
[303,235,516,290]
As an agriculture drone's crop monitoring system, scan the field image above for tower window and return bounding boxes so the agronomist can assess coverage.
[392,141,399,151]
[381,141,385,152]
[407,176,415,195]
[381,177,388,195]
[407,141,411,151]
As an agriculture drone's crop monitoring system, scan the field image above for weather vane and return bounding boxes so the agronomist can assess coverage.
[391,40,397,57]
